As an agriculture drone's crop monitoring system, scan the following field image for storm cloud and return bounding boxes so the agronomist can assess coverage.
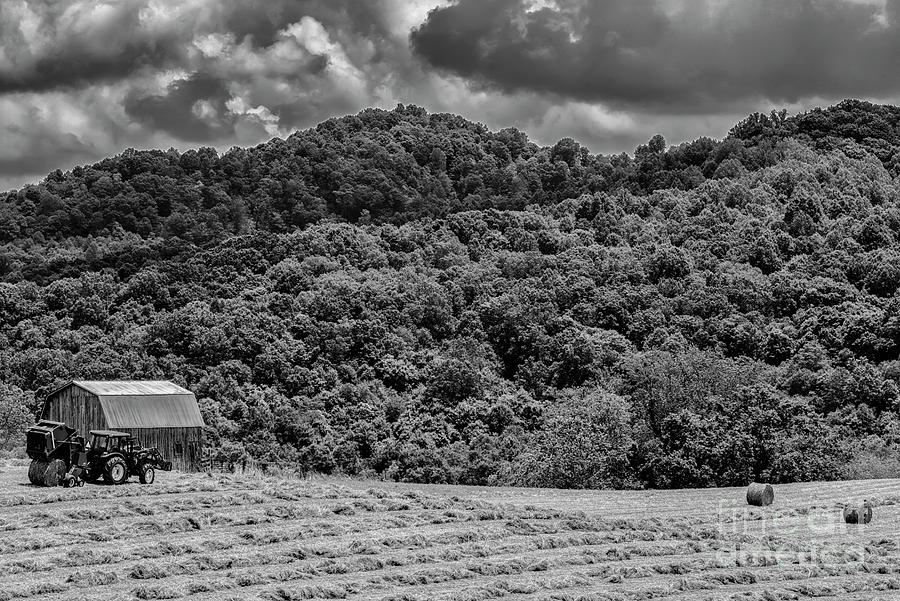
[0,0,898,188]
[0,0,426,184]
[124,74,236,142]
[412,0,900,112]
[0,0,187,94]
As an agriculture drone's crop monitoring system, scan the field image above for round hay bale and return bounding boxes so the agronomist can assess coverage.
[28,460,48,486]
[844,500,873,524]
[746,482,775,506]
[42,459,67,487]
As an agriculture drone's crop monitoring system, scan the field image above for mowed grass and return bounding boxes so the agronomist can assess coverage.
[1,460,900,601]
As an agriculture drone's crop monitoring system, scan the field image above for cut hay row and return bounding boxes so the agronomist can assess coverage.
[0,496,522,559]
[0,522,725,600]
[0,519,870,588]
[0,491,275,531]
[22,524,892,600]
[0,478,253,508]
[0,475,433,513]
[84,535,883,601]
[0,512,724,591]
[198,559,900,601]
[0,507,581,584]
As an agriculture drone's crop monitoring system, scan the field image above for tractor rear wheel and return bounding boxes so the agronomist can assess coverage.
[28,459,48,486]
[43,459,66,487]
[103,457,128,485]
[139,464,155,484]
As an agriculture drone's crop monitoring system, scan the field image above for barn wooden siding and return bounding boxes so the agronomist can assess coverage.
[117,427,203,472]
[42,381,205,472]
[42,385,108,435]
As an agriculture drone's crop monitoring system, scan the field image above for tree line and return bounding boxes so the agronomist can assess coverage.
[1,99,900,488]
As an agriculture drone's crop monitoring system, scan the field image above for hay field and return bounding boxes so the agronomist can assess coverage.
[1,460,900,601]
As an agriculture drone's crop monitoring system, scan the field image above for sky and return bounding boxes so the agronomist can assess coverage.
[1,0,898,190]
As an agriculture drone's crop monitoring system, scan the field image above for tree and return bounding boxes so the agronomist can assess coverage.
[503,389,636,489]
[0,383,33,449]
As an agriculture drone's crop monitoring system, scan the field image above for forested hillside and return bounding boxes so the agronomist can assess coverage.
[2,99,900,489]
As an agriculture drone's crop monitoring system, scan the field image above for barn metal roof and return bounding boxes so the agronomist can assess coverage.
[57,381,205,429]
[98,394,204,428]
[72,381,193,396]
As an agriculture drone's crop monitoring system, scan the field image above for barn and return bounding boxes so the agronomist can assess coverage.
[42,380,205,472]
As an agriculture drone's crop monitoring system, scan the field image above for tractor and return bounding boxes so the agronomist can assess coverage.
[81,430,173,485]
[25,422,172,487]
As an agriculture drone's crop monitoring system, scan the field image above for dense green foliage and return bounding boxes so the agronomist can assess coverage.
[2,99,900,487]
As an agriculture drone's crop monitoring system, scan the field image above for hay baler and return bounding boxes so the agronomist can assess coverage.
[25,420,88,487]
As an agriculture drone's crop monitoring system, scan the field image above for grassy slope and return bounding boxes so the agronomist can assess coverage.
[1,460,899,601]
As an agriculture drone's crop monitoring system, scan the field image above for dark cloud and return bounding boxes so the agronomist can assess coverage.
[124,74,235,142]
[0,0,393,95]
[2,0,899,189]
[0,41,181,95]
[411,0,900,112]
[223,1,394,48]
[0,128,98,176]
[0,0,434,187]
[0,1,187,94]
[0,90,127,182]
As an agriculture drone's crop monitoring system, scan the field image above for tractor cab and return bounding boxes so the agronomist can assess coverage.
[87,430,135,453]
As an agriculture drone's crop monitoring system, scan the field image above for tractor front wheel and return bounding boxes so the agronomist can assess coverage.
[103,457,128,485]
[139,464,155,485]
